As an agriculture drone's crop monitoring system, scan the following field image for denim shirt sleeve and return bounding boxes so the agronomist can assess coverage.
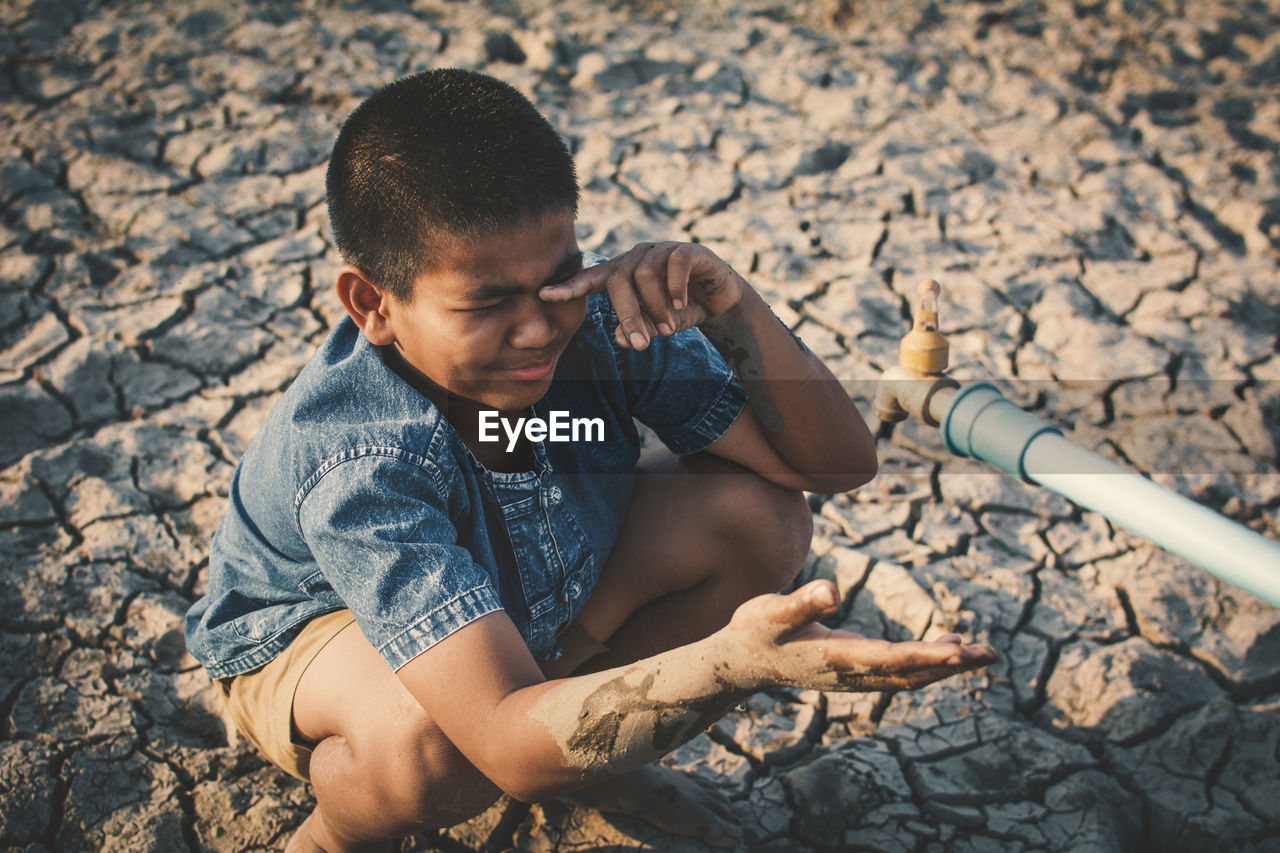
[296,448,503,671]
[604,304,749,454]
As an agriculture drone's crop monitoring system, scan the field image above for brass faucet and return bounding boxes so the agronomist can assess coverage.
[872,279,959,426]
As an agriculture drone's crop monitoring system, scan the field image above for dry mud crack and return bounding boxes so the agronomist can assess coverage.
[2,0,1278,850]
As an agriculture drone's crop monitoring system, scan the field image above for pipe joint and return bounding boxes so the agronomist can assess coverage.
[940,383,1061,481]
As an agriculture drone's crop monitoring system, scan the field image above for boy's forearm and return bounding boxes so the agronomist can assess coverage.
[490,630,755,800]
[424,584,993,804]
[700,285,876,490]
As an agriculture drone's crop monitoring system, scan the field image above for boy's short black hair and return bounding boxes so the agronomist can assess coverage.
[326,68,579,301]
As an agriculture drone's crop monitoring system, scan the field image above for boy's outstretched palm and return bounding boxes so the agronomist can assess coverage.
[722,579,996,693]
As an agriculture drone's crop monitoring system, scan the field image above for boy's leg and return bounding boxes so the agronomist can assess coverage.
[285,621,503,852]
[575,447,814,669]
[554,448,813,844]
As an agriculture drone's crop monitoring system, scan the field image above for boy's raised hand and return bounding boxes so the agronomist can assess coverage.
[541,242,746,351]
[720,579,997,693]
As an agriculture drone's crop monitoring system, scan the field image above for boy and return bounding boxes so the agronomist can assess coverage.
[184,69,995,851]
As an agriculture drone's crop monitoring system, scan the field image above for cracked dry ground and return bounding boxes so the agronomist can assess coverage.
[2,0,1278,850]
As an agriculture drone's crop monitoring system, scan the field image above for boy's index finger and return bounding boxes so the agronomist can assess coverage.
[539,256,612,301]
[665,243,692,311]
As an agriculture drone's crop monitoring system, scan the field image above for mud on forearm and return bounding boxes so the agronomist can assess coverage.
[699,299,786,432]
[529,646,751,775]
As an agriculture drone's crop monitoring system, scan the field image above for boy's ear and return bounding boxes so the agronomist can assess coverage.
[335,265,398,347]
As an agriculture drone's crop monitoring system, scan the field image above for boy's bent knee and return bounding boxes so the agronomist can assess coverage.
[388,736,502,829]
[736,479,812,589]
[312,718,501,833]
[694,459,813,590]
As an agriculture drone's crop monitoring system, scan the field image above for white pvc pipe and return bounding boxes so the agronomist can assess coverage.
[1022,432,1280,607]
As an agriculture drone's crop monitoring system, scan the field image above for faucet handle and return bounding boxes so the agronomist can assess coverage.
[916,279,941,329]
[900,278,949,375]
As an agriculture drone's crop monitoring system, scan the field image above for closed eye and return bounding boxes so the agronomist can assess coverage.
[457,300,506,313]
[456,252,584,311]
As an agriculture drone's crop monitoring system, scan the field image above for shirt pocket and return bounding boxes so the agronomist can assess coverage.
[500,486,595,656]
[500,494,559,639]
[543,488,597,617]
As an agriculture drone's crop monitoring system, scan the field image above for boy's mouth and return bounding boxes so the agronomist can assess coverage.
[500,355,557,381]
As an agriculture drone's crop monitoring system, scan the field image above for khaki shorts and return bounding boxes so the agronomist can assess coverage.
[218,608,358,782]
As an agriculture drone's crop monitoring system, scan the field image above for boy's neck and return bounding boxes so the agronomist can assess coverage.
[382,346,535,473]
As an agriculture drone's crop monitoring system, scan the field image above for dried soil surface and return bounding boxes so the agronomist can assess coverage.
[2,0,1278,850]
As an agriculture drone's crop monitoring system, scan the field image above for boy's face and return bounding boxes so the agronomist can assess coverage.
[382,210,588,414]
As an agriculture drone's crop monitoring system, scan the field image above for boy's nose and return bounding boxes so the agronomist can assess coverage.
[508,301,557,349]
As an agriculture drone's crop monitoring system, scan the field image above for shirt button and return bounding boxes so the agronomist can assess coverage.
[547,486,562,505]
[567,580,583,599]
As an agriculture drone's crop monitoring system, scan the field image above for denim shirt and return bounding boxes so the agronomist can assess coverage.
[184,274,748,678]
